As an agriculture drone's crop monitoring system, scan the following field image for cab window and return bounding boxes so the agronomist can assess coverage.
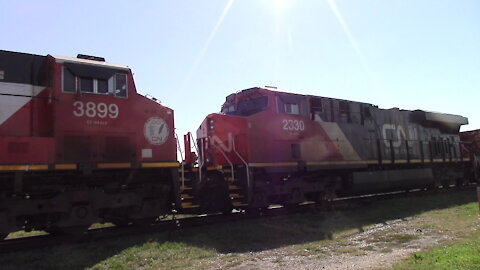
[62,64,128,98]
[277,93,307,116]
[221,96,268,116]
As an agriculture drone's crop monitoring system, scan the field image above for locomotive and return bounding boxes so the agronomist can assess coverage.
[0,50,180,238]
[191,86,474,211]
[1,50,478,239]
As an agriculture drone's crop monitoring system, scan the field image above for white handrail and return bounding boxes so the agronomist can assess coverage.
[198,138,204,183]
[210,141,235,183]
[232,136,250,196]
[175,133,185,189]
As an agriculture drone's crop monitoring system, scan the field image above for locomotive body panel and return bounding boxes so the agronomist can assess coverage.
[201,87,467,168]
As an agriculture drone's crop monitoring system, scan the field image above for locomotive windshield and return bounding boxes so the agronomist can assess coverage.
[221,96,268,116]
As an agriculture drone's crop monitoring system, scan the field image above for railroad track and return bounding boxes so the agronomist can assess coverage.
[0,185,475,253]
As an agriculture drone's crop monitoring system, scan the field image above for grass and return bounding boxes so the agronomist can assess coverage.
[392,201,480,270]
[393,233,480,270]
[0,188,478,270]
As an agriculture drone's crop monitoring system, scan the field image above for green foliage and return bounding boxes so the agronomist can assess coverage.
[394,234,480,270]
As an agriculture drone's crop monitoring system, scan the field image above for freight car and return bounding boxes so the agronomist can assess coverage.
[186,86,474,212]
[0,50,181,238]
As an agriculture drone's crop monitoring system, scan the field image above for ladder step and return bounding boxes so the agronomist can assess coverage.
[182,186,193,191]
[233,202,248,207]
[179,178,191,181]
[230,193,244,199]
[229,185,241,190]
[181,202,200,208]
[223,169,232,173]
[181,194,194,199]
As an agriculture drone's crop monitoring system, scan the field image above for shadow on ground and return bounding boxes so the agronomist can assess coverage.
[0,188,477,270]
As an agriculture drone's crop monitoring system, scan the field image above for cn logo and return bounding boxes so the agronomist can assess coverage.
[382,124,406,148]
[211,133,233,152]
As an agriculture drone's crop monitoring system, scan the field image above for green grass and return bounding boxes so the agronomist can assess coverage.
[393,233,480,270]
[0,189,477,270]
[392,201,480,270]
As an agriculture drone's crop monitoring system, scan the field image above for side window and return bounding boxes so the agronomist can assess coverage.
[310,97,323,121]
[97,79,108,94]
[285,103,300,115]
[114,74,127,97]
[277,94,307,116]
[80,77,94,93]
[63,67,76,92]
[62,65,128,98]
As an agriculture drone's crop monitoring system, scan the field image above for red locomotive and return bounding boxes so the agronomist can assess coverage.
[0,50,180,237]
[192,86,473,211]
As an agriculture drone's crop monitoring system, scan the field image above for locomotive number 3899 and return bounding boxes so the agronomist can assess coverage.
[73,101,119,119]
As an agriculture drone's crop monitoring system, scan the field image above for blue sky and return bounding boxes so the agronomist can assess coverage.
[1,0,479,138]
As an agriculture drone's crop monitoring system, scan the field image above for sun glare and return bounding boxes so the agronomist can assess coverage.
[267,0,294,19]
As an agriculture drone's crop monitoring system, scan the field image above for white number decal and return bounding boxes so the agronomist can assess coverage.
[73,101,84,117]
[85,102,96,117]
[73,101,119,119]
[97,103,108,118]
[108,104,119,118]
[282,119,305,131]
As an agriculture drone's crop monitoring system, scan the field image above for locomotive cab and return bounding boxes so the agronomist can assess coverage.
[0,51,179,237]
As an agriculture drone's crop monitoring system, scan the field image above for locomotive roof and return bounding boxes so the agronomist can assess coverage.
[229,86,467,124]
[51,55,130,70]
[233,86,374,106]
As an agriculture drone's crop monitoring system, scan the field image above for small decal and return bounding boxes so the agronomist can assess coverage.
[144,117,169,145]
[142,149,153,158]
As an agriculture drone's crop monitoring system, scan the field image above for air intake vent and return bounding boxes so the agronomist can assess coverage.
[77,54,105,62]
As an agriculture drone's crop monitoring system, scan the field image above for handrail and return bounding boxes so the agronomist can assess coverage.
[198,138,204,183]
[189,132,200,157]
[232,136,250,200]
[188,132,202,183]
[210,141,235,183]
[175,133,185,189]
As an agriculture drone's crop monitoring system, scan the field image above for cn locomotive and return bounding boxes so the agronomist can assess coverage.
[0,50,180,238]
[191,86,475,211]
[1,50,479,239]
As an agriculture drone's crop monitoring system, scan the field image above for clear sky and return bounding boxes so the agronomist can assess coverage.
[1,0,479,140]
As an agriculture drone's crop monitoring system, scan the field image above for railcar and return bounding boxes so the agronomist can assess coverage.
[0,50,180,238]
[460,129,480,180]
[188,86,472,211]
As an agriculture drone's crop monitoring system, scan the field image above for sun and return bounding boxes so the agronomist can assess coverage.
[266,0,294,19]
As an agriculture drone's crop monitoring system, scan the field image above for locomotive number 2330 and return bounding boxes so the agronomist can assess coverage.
[73,101,119,119]
[282,119,305,131]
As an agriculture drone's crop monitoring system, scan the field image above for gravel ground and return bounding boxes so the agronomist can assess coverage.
[201,216,453,270]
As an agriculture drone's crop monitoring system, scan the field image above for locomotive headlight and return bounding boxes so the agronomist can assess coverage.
[209,119,215,130]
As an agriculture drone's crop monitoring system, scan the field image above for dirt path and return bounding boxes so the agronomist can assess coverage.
[202,215,458,270]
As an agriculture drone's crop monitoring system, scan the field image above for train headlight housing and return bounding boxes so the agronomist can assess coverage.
[209,119,215,130]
